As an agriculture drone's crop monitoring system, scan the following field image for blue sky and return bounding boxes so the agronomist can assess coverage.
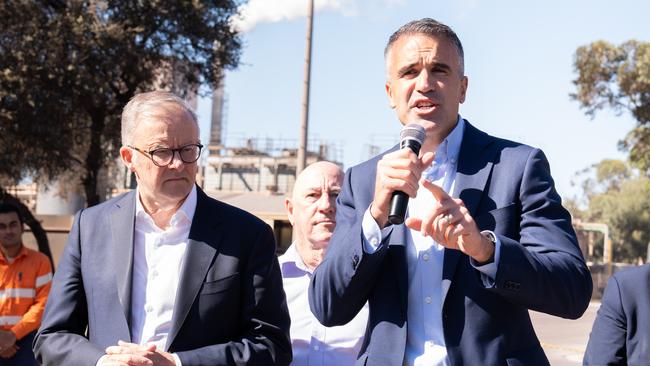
[196,0,649,199]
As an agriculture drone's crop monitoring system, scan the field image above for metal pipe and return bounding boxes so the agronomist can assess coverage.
[297,0,314,176]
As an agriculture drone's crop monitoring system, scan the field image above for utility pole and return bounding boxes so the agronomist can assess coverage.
[297,0,314,176]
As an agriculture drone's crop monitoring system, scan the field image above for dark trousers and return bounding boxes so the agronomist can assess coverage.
[0,331,38,366]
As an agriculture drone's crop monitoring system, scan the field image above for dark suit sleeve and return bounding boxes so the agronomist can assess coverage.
[488,149,592,319]
[309,166,387,326]
[33,210,105,366]
[583,275,628,365]
[176,224,292,366]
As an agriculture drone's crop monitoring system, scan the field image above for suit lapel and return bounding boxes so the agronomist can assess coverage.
[387,225,410,312]
[442,121,495,304]
[166,189,221,350]
[366,145,411,312]
[109,191,137,338]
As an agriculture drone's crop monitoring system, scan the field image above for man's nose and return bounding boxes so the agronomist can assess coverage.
[317,195,335,212]
[167,151,184,169]
[415,69,433,93]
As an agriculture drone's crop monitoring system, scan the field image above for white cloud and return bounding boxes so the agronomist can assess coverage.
[231,0,407,33]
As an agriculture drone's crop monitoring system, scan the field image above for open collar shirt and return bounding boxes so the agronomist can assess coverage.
[130,185,197,365]
[279,242,369,366]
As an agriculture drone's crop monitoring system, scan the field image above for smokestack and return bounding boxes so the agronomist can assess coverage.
[210,84,225,148]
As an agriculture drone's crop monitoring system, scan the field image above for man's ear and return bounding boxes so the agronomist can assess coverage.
[385,81,396,109]
[284,198,295,226]
[459,76,468,104]
[120,146,136,172]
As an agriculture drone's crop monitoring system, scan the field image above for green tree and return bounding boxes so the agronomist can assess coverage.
[571,40,650,173]
[0,0,243,206]
[571,159,650,263]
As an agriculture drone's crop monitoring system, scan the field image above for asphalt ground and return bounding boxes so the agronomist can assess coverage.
[530,302,601,365]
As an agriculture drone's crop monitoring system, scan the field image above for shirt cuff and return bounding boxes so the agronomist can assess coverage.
[362,206,392,254]
[10,323,29,341]
[470,230,501,287]
[96,355,107,366]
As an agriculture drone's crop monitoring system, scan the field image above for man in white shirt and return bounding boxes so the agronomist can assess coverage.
[309,18,592,365]
[34,91,291,366]
[280,161,368,366]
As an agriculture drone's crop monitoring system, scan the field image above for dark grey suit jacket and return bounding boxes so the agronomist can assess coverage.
[309,121,593,365]
[34,187,291,365]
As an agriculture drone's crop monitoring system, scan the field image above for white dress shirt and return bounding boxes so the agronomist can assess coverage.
[362,117,501,366]
[279,243,369,366]
[130,185,197,366]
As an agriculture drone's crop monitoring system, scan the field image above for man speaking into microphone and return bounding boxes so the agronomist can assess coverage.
[308,18,592,366]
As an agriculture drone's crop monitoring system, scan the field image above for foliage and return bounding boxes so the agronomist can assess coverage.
[570,159,650,263]
[571,40,650,173]
[0,0,243,205]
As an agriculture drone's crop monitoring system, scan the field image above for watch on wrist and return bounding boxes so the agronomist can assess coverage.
[482,230,497,244]
[479,231,496,264]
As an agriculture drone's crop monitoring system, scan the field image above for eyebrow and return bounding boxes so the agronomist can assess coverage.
[147,141,199,149]
[396,61,452,77]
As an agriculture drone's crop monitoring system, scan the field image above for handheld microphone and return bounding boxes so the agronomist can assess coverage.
[387,123,426,225]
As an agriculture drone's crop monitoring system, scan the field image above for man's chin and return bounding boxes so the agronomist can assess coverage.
[1,242,20,249]
[309,232,333,245]
[158,186,193,207]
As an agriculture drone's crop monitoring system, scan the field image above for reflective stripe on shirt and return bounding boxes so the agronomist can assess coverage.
[35,272,53,288]
[0,316,22,326]
[0,288,36,299]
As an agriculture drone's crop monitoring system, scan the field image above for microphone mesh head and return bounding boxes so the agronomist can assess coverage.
[400,123,426,144]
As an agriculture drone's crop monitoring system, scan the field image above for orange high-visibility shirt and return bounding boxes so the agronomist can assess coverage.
[0,246,52,340]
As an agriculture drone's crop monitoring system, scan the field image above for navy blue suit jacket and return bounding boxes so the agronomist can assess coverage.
[584,264,650,365]
[309,121,592,365]
[34,187,292,365]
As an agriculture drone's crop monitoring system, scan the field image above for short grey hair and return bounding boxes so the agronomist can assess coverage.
[121,91,199,146]
[384,18,465,76]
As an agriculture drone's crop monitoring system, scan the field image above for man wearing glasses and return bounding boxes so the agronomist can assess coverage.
[34,91,292,366]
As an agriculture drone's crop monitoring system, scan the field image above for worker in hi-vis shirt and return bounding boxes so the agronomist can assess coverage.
[0,203,52,366]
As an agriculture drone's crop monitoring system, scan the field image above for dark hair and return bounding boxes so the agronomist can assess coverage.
[0,203,23,225]
[385,18,465,75]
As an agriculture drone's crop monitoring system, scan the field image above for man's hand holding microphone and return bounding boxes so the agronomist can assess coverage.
[370,123,495,264]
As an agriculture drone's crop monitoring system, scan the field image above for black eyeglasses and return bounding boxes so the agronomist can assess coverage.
[129,144,203,167]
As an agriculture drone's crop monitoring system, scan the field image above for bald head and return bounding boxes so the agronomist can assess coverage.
[291,161,343,200]
[285,162,343,267]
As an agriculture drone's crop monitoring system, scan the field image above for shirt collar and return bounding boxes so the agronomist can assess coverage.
[135,185,198,229]
[436,115,464,165]
[280,242,311,274]
[423,116,465,181]
[0,245,28,263]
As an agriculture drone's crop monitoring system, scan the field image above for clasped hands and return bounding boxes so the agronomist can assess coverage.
[370,148,494,263]
[0,330,17,359]
[98,340,176,366]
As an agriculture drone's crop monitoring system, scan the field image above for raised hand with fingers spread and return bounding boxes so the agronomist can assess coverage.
[405,179,494,263]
